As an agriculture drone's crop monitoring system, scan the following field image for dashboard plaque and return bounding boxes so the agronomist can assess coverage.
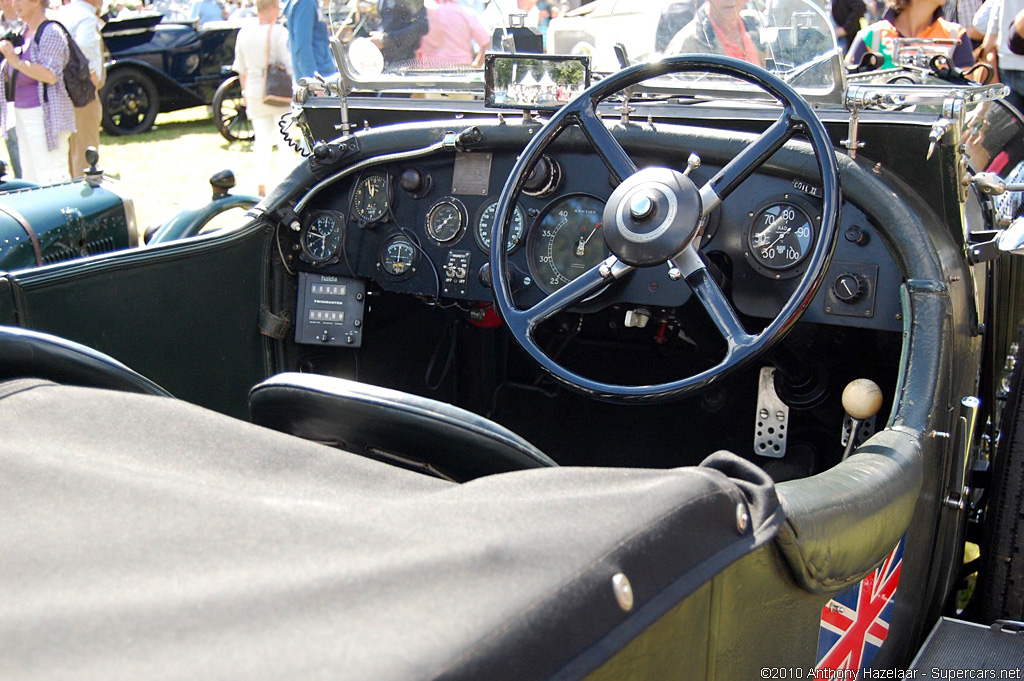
[452,153,492,195]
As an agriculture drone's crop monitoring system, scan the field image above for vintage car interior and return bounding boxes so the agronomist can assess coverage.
[2,1,1023,677]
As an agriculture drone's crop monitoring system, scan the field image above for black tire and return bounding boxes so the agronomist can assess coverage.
[101,67,160,136]
[978,335,1024,622]
[212,76,254,143]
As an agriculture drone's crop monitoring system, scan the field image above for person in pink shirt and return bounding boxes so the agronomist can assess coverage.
[417,0,489,67]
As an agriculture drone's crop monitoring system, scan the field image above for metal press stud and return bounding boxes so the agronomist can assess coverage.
[736,503,750,534]
[612,573,634,612]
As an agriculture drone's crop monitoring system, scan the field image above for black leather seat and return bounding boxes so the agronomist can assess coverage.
[250,372,558,482]
[0,325,171,397]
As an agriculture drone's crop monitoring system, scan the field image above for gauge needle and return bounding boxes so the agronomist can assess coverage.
[755,214,788,242]
[763,231,789,252]
[576,222,601,257]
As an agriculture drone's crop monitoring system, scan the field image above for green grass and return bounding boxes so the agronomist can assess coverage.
[2,106,302,234]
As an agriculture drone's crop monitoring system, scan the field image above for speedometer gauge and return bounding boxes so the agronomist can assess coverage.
[301,211,344,264]
[351,170,391,225]
[747,201,816,275]
[476,199,525,254]
[528,194,607,293]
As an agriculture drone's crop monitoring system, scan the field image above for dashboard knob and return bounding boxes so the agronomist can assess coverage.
[832,272,866,304]
[312,142,331,160]
[399,167,430,195]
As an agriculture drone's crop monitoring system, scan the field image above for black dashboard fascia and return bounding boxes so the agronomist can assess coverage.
[292,143,903,333]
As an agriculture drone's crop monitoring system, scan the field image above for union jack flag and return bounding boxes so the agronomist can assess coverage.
[816,536,905,675]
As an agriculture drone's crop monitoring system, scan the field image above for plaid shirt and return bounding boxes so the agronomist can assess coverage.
[944,0,986,25]
[0,21,75,151]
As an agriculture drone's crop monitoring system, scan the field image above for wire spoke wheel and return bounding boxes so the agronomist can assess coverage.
[101,68,159,136]
[212,76,254,143]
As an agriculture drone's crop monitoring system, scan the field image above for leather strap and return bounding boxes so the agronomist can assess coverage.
[264,23,273,70]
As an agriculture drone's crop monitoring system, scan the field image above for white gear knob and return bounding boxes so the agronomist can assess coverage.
[842,378,883,421]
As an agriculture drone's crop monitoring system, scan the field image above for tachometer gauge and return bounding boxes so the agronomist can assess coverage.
[300,211,344,264]
[476,199,525,254]
[425,198,467,244]
[528,194,607,293]
[379,233,418,279]
[747,201,815,274]
[351,170,391,225]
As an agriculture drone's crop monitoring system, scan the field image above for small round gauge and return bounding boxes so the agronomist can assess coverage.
[528,194,607,293]
[476,199,526,254]
[301,211,344,264]
[379,233,418,278]
[351,170,391,224]
[425,198,467,244]
[748,202,815,271]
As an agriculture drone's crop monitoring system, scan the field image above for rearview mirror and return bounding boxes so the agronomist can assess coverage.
[484,53,591,111]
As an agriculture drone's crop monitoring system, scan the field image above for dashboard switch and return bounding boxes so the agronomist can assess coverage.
[823,262,877,320]
[832,273,866,304]
[442,251,472,297]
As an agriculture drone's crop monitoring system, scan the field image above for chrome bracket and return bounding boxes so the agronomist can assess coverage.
[754,367,789,458]
[944,395,980,511]
[925,95,965,162]
[840,105,864,159]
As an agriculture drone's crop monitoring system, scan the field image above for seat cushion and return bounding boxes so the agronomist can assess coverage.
[250,372,557,481]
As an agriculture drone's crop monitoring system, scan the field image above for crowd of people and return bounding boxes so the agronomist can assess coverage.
[659,0,1024,106]
[5,0,1024,190]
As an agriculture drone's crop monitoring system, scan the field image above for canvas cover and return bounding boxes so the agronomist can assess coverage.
[0,379,784,680]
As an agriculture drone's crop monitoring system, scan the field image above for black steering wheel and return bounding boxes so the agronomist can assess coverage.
[490,55,841,402]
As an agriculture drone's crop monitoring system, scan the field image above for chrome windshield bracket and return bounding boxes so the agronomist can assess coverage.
[926,95,964,161]
[841,101,865,159]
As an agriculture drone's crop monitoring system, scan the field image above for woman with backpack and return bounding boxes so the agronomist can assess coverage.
[0,0,75,184]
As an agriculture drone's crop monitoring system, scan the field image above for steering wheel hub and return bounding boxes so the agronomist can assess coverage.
[604,167,703,267]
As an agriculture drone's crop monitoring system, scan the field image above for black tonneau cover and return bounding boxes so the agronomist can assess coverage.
[0,379,783,680]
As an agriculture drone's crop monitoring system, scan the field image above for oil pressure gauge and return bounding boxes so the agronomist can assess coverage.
[747,199,817,278]
[351,170,392,225]
[425,197,467,245]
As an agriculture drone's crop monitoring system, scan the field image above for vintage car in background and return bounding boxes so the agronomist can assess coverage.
[100,12,249,140]
[0,150,258,271]
[3,0,1024,677]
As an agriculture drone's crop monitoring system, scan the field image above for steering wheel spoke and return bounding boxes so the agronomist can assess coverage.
[686,264,755,351]
[574,105,638,184]
[519,256,631,329]
[699,113,797,213]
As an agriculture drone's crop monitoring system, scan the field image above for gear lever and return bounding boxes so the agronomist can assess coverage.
[841,379,883,460]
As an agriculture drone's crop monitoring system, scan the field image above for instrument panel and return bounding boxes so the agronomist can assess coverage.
[292,148,903,333]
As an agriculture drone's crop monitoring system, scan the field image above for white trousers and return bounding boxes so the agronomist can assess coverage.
[14,106,71,185]
[251,113,280,190]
